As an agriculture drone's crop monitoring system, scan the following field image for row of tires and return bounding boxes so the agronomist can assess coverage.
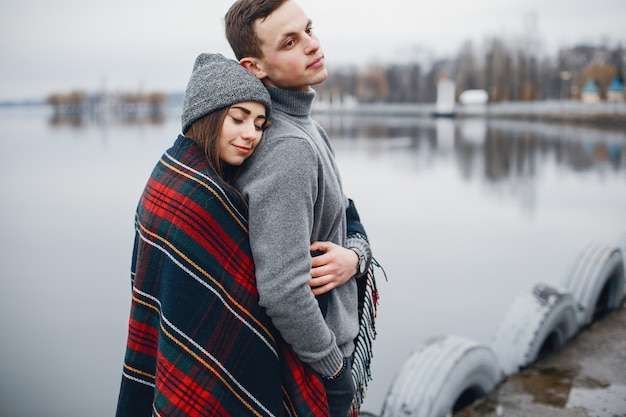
[379,240,626,417]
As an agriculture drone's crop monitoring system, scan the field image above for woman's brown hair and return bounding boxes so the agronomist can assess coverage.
[183,108,229,179]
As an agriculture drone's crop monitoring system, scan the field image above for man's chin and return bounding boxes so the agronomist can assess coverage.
[310,69,328,86]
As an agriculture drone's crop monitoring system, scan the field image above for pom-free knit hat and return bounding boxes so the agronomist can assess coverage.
[181,53,271,133]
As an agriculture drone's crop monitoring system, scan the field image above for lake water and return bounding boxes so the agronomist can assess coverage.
[0,105,624,417]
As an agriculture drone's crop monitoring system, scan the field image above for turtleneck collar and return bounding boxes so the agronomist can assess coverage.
[267,87,316,118]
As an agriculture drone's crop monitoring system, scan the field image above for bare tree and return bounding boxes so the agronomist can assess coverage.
[484,38,514,101]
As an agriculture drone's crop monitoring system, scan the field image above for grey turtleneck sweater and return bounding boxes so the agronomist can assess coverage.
[235,87,358,377]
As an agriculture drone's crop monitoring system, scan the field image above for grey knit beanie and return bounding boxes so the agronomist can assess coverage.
[181,53,271,133]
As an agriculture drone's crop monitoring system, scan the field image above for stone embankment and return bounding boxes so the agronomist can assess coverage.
[455,302,626,417]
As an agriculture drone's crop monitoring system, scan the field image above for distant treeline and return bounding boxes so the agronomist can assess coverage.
[315,41,625,104]
[46,91,166,110]
[45,91,168,127]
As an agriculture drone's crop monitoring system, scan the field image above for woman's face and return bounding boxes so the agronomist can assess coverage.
[218,101,267,166]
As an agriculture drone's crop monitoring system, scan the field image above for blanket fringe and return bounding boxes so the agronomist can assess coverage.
[350,257,384,415]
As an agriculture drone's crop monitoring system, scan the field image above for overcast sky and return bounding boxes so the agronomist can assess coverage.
[1,0,624,101]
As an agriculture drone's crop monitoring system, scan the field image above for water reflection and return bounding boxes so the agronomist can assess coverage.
[318,113,626,414]
[320,114,625,216]
[48,105,167,128]
[0,107,625,417]
[321,115,625,174]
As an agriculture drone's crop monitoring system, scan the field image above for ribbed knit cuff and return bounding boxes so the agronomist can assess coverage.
[309,345,344,377]
[346,235,372,278]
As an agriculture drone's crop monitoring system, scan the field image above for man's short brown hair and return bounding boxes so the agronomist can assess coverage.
[224,0,289,60]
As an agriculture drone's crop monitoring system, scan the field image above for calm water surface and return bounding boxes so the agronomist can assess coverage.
[0,106,624,416]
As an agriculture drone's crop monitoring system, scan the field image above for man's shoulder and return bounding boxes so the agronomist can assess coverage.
[254,128,314,162]
[265,114,308,138]
[257,115,315,152]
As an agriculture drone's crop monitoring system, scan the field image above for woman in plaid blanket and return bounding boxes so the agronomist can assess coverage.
[115,53,333,417]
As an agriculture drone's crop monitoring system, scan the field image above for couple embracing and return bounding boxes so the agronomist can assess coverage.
[116,1,379,416]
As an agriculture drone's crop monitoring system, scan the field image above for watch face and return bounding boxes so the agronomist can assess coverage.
[359,255,366,274]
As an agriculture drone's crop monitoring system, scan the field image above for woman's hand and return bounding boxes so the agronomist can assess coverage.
[309,241,358,295]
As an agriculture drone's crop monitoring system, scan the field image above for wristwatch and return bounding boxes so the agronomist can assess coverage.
[355,249,367,276]
[347,233,371,278]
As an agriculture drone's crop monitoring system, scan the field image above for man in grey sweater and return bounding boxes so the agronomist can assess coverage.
[225,1,373,416]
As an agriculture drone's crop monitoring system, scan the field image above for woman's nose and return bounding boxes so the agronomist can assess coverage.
[241,123,258,140]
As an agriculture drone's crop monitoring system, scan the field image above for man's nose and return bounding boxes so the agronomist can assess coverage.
[303,34,320,54]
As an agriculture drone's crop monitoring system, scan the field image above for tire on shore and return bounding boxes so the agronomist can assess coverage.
[561,242,625,328]
[490,283,578,375]
[381,335,501,417]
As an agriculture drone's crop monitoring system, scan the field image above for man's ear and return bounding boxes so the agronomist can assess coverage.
[240,58,267,80]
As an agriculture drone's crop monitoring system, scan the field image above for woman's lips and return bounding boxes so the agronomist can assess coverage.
[233,145,251,154]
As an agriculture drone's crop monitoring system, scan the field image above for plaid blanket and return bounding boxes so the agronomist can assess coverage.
[116,135,328,417]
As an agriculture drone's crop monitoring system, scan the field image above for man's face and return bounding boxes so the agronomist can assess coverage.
[253,1,327,91]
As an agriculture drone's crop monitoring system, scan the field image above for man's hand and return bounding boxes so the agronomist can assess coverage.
[309,241,358,295]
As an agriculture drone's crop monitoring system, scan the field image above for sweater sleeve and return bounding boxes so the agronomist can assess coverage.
[238,135,344,376]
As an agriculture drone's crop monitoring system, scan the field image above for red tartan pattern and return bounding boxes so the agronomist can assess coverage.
[116,136,329,417]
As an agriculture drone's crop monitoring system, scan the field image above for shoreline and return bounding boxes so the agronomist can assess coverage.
[312,100,626,130]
